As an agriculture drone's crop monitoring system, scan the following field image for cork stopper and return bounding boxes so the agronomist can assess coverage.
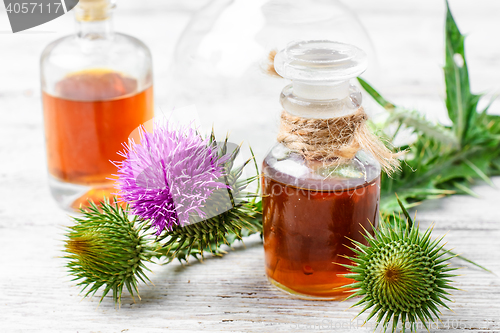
[75,0,114,22]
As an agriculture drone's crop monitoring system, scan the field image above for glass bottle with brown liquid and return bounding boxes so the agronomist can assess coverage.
[40,0,153,210]
[262,41,381,299]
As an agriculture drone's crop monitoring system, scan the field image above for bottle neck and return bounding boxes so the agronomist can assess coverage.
[76,17,114,40]
[280,83,361,119]
[75,1,114,40]
[293,81,349,100]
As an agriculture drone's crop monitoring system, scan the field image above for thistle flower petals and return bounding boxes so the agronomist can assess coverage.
[116,122,228,234]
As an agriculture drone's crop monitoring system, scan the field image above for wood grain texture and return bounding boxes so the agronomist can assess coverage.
[1,0,500,332]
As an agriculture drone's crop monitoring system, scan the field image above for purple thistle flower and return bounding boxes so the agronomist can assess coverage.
[115,121,228,234]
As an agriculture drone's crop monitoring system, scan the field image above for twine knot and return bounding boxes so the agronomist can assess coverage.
[277,107,400,174]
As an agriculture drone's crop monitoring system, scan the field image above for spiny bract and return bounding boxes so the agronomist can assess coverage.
[156,135,262,262]
[64,200,158,306]
[343,218,457,333]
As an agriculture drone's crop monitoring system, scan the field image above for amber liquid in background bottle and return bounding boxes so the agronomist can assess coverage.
[262,163,380,299]
[42,69,154,209]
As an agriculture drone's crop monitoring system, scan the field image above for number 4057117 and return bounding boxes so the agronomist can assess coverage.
[6,2,63,14]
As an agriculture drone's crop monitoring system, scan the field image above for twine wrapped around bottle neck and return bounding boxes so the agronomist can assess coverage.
[277,107,400,174]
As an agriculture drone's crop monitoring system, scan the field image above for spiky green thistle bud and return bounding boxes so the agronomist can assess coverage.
[64,200,158,305]
[343,214,458,333]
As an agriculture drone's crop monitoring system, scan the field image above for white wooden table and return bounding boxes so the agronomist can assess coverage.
[1,1,499,332]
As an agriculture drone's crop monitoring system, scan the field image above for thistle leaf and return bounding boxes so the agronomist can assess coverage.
[395,194,413,228]
[359,4,499,273]
[357,77,395,110]
[386,109,458,148]
[444,0,481,145]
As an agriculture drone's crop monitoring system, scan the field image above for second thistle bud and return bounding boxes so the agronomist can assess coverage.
[64,200,158,305]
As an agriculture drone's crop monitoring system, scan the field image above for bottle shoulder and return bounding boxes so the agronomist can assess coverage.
[41,33,151,67]
[263,143,380,191]
[40,32,153,93]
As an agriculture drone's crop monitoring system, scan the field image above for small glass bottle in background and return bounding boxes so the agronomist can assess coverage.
[40,0,154,211]
[262,41,381,299]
